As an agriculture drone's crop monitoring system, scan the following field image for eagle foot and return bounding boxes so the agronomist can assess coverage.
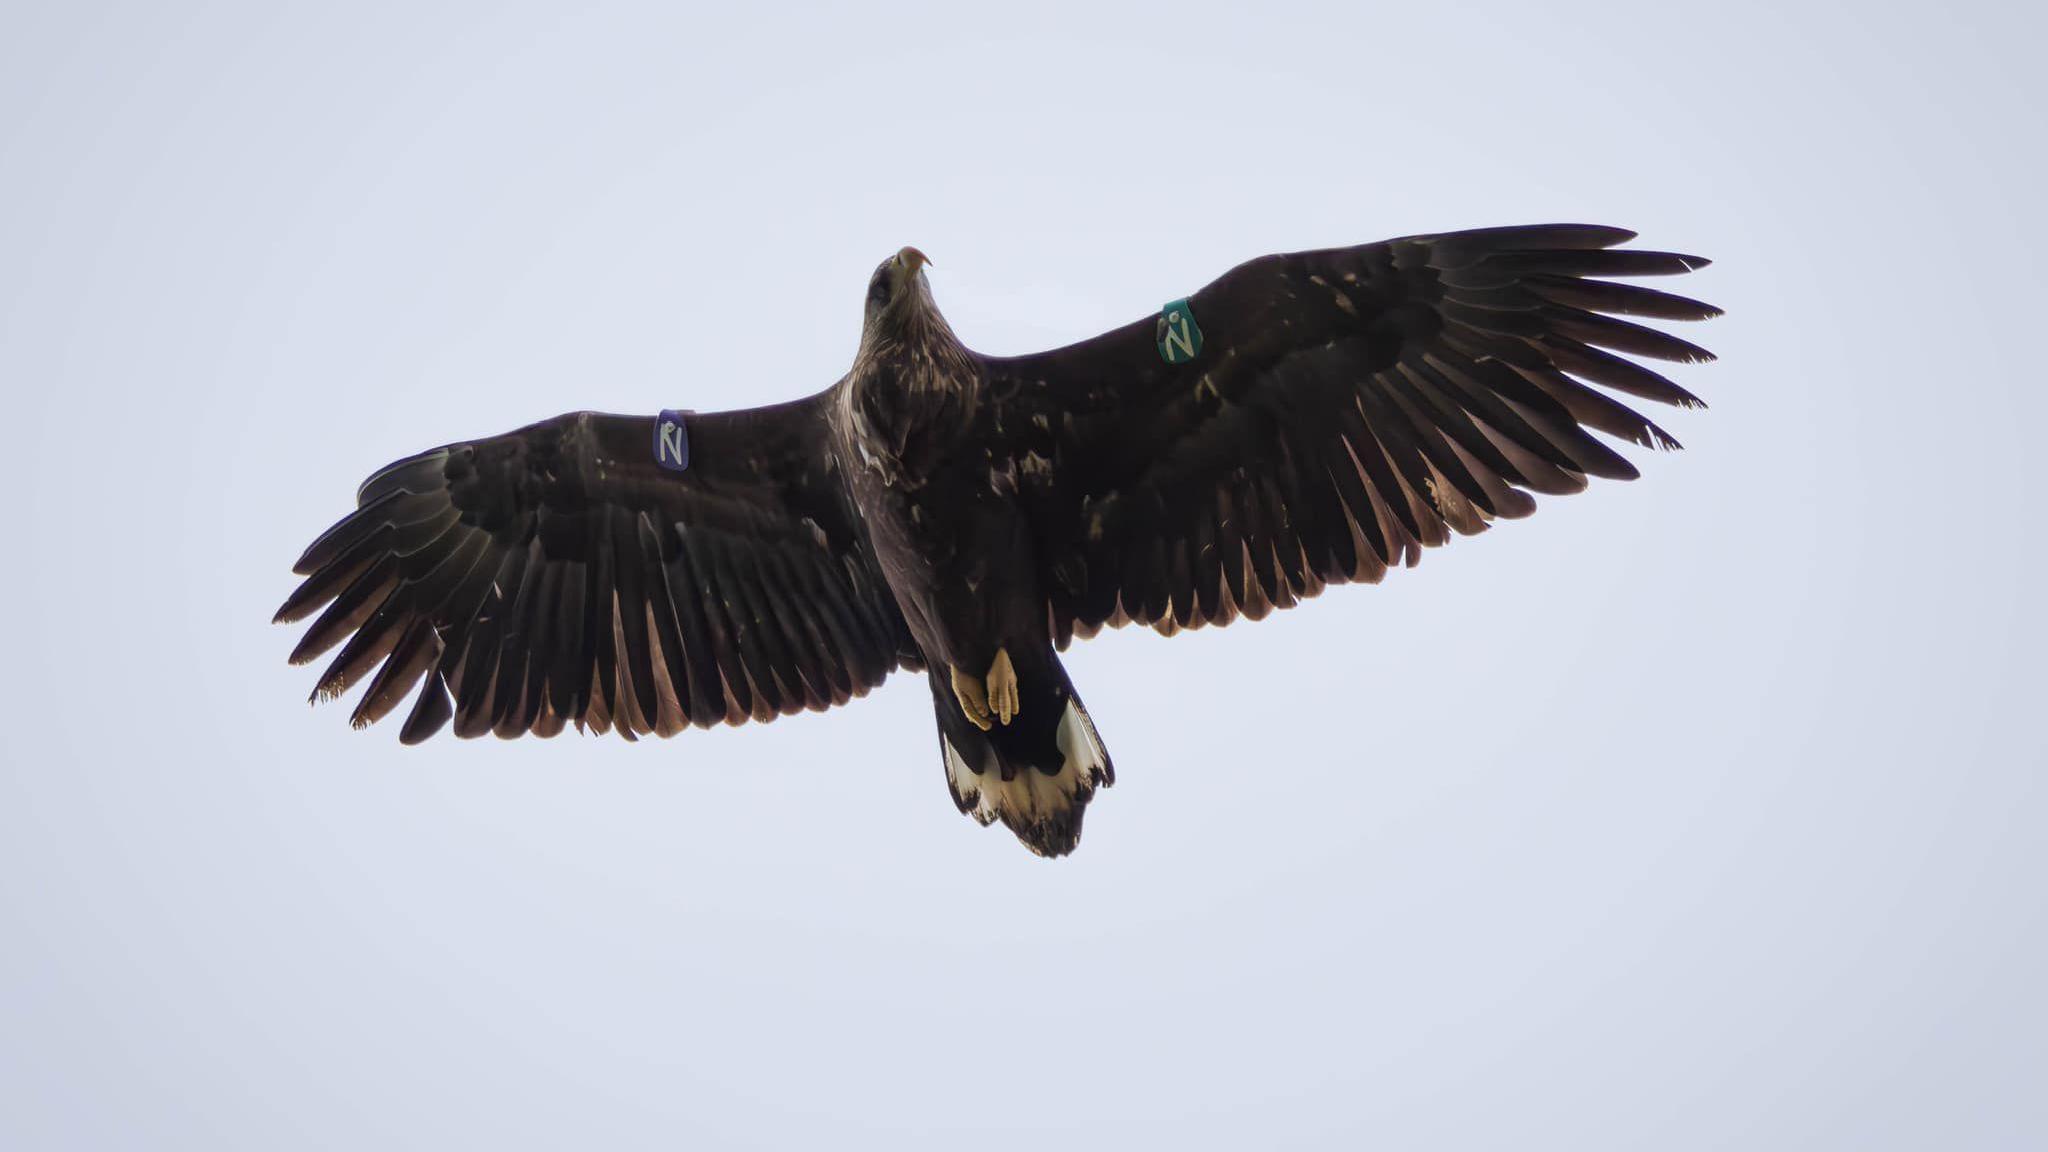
[951,648,1019,730]
[952,664,993,731]
[986,648,1018,727]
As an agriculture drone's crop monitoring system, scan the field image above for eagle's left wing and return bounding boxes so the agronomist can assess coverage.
[979,224,1718,645]
[276,397,917,743]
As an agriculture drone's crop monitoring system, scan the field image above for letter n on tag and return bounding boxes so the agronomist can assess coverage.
[1156,298,1203,364]
[654,410,691,472]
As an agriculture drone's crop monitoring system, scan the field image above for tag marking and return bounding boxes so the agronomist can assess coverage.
[1156,298,1203,364]
[655,409,692,471]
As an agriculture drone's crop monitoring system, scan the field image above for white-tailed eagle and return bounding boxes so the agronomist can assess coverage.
[276,224,1717,856]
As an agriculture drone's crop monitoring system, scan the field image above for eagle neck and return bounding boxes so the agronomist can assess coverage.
[854,306,977,402]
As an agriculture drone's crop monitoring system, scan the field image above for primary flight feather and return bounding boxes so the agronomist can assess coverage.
[276,224,1718,856]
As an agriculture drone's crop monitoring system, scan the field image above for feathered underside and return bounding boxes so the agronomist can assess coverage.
[275,398,919,744]
[974,224,1718,645]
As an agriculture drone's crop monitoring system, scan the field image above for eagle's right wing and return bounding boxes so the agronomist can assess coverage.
[981,224,1718,645]
[275,395,917,743]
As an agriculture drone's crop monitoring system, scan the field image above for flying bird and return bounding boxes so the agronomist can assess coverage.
[276,224,1718,856]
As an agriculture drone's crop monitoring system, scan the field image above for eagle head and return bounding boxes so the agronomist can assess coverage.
[854,246,972,390]
[863,246,934,330]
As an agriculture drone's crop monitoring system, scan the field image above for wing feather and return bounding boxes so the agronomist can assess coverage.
[985,224,1716,640]
[277,400,914,741]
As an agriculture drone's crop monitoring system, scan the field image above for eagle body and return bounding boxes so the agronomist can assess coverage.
[277,226,1718,856]
[837,287,1108,852]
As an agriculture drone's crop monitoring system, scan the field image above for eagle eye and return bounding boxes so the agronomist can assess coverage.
[868,273,892,306]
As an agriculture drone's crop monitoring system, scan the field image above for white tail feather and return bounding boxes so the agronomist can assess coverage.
[943,699,1111,856]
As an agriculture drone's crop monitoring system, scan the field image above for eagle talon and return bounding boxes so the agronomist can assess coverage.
[987,648,1018,726]
[951,664,993,731]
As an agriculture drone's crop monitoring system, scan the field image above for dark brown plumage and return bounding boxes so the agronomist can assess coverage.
[277,224,1717,855]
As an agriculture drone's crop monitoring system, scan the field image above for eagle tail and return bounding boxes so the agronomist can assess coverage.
[931,652,1113,857]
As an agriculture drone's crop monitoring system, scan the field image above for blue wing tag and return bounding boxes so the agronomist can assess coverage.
[654,409,692,472]
[1156,298,1203,364]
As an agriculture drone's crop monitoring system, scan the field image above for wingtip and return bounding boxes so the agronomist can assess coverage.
[287,634,330,668]
[1554,223,1640,247]
[1536,223,1640,247]
[273,579,328,625]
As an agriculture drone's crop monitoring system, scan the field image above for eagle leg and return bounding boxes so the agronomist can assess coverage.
[952,663,994,731]
[986,647,1018,727]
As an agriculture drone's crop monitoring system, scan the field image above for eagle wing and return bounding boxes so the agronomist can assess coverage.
[981,224,1719,645]
[275,394,916,742]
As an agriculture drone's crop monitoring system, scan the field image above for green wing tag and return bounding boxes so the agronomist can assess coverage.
[1156,298,1203,364]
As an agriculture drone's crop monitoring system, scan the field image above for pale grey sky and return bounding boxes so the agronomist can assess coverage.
[3,1,2043,1148]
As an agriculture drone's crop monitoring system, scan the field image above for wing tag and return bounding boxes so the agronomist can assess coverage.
[1156,298,1203,364]
[654,410,692,472]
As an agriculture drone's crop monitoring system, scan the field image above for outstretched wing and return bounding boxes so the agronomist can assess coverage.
[275,394,917,743]
[982,224,1718,645]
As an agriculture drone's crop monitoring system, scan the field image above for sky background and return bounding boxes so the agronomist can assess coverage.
[3,1,2043,1147]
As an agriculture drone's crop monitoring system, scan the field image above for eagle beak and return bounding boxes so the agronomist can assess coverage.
[896,246,932,275]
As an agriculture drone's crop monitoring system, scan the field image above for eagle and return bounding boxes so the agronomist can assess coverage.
[276,224,1717,857]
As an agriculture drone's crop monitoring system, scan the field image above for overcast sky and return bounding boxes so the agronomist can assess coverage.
[3,1,2043,1148]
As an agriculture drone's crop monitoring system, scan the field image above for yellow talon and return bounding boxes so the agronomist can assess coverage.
[952,664,993,731]
[987,648,1018,726]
